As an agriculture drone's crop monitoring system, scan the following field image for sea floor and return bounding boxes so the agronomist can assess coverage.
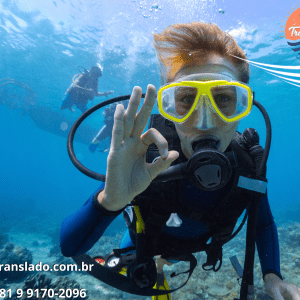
[1,219,299,300]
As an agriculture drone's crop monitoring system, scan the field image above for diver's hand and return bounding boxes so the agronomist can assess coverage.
[264,273,300,300]
[104,91,114,97]
[99,85,179,211]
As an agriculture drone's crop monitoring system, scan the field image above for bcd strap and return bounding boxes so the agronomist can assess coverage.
[202,241,223,272]
[72,252,198,297]
[113,246,136,257]
[167,253,197,279]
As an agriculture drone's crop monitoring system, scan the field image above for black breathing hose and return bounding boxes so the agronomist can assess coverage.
[237,99,271,300]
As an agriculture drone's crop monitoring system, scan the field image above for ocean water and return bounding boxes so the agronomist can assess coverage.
[0,0,299,299]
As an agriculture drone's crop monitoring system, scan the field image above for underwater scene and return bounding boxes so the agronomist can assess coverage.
[1,0,300,299]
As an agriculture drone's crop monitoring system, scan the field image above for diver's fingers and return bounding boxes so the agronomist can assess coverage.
[132,84,156,137]
[110,104,125,150]
[141,128,168,158]
[141,128,179,178]
[147,150,179,181]
[123,86,142,139]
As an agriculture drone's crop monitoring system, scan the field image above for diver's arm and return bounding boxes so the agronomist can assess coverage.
[255,192,283,280]
[96,92,105,97]
[95,91,114,97]
[60,183,123,257]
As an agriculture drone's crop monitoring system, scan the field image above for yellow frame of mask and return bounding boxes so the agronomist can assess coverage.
[157,80,253,123]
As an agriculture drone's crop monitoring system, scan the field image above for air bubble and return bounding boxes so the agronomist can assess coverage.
[60,122,68,131]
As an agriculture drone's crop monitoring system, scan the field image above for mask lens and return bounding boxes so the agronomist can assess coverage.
[161,86,198,120]
[211,85,249,119]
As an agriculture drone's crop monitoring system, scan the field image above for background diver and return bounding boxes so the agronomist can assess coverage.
[60,22,300,300]
[61,66,114,114]
[88,103,117,153]
[88,102,129,153]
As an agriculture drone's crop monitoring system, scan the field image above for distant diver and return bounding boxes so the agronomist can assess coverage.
[88,103,117,153]
[61,66,114,114]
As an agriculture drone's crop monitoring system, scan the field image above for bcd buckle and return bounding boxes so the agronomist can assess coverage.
[202,244,223,272]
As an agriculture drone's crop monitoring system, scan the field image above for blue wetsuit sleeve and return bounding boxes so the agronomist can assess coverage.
[60,183,121,257]
[255,191,282,280]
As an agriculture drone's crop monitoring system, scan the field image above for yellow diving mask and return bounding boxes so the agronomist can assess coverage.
[157,80,253,127]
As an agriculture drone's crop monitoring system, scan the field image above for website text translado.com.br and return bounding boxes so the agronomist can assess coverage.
[0,261,94,272]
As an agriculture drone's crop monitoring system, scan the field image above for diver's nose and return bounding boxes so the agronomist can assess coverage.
[194,95,216,130]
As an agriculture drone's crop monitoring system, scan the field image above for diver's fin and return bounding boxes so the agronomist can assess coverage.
[88,143,98,153]
[118,267,127,276]
[97,147,109,153]
[152,273,171,300]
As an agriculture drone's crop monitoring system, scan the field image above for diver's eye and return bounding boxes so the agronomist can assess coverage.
[214,94,231,103]
[179,95,195,105]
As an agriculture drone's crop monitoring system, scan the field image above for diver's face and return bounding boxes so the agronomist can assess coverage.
[173,54,240,158]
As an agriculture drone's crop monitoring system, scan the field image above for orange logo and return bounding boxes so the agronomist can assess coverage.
[282,5,300,56]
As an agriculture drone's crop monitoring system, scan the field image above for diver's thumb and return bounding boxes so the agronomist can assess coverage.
[148,150,179,180]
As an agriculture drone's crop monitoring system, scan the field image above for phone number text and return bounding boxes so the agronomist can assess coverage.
[0,288,87,298]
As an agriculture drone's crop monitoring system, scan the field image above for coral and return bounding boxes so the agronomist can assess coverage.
[53,276,82,291]
[226,281,235,290]
[0,242,33,282]
[295,258,300,268]
[278,222,300,247]
[24,273,52,289]
[48,244,61,257]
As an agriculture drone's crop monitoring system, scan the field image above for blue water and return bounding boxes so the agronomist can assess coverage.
[1,0,299,257]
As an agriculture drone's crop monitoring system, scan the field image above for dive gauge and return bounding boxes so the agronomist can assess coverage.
[107,255,120,268]
[94,253,123,272]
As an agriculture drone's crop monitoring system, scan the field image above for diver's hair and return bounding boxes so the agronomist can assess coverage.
[153,22,249,84]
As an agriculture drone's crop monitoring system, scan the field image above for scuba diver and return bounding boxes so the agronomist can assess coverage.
[88,103,117,153]
[60,22,300,300]
[61,66,114,114]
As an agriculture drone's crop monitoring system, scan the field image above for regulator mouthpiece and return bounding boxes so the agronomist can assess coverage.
[187,138,232,191]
